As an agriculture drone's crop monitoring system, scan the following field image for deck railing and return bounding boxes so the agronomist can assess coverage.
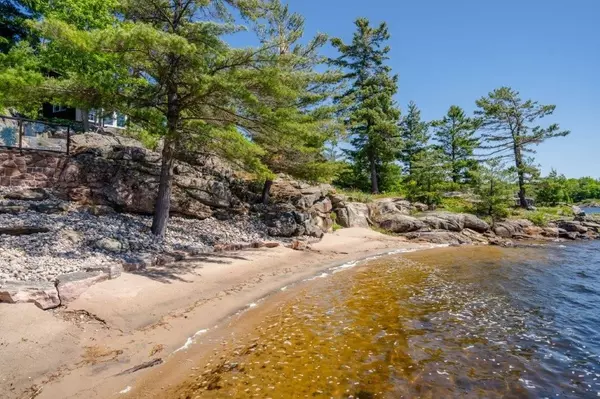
[0,115,78,155]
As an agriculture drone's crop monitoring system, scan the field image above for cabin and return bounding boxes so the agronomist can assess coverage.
[41,105,127,132]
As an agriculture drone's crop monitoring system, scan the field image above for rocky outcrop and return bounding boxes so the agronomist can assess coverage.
[335,202,370,228]
[492,219,534,238]
[378,214,424,233]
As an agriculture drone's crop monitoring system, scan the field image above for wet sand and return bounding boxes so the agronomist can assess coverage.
[0,228,427,399]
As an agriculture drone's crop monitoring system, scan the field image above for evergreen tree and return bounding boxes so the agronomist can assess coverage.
[330,18,401,194]
[399,101,429,176]
[432,105,480,186]
[405,147,447,207]
[19,0,328,237]
[535,169,570,205]
[252,0,342,204]
[475,159,514,220]
[475,87,570,208]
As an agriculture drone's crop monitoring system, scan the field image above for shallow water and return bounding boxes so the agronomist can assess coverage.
[582,207,600,215]
[173,241,600,398]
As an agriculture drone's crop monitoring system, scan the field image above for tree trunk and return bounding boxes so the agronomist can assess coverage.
[261,179,273,205]
[151,137,176,237]
[370,158,379,194]
[81,109,89,132]
[514,147,528,208]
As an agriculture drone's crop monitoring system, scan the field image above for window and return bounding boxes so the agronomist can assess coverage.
[88,109,97,123]
[116,113,127,128]
[103,112,114,127]
[52,105,67,113]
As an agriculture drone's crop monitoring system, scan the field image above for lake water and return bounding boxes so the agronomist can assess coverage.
[172,242,600,398]
[583,207,600,215]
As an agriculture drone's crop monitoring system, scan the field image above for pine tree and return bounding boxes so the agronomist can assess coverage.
[432,105,480,186]
[252,0,342,204]
[399,101,429,176]
[475,87,570,208]
[330,18,401,194]
[406,147,447,207]
[22,0,330,237]
[475,159,514,220]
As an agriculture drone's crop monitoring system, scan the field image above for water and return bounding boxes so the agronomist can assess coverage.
[583,207,600,215]
[174,242,600,398]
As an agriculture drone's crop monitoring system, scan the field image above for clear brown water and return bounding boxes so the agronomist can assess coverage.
[171,242,600,398]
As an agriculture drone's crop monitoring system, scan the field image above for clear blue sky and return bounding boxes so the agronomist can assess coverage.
[232,0,599,178]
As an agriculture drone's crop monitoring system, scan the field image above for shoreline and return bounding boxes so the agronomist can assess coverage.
[0,228,430,399]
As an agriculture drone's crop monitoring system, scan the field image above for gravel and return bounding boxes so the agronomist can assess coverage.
[0,189,271,283]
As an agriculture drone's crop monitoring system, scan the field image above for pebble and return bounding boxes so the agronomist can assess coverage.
[0,189,271,284]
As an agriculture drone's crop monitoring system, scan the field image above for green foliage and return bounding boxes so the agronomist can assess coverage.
[474,159,514,220]
[432,105,480,185]
[439,197,475,214]
[405,148,447,206]
[331,18,401,194]
[475,87,570,208]
[533,172,600,205]
[399,101,429,176]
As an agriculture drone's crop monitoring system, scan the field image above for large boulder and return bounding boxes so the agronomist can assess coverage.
[335,202,370,228]
[557,220,588,234]
[368,198,412,222]
[493,219,534,238]
[417,212,489,233]
[378,214,424,233]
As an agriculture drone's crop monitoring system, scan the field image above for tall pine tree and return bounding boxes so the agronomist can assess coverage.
[330,18,401,194]
[432,105,480,186]
[399,101,429,176]
[476,87,570,208]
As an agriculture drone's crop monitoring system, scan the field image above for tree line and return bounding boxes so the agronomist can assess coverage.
[0,0,585,234]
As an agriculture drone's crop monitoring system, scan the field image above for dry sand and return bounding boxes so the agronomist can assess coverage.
[0,228,427,399]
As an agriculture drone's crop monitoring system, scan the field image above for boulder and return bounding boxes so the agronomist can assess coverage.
[96,237,129,253]
[413,202,429,212]
[368,198,412,222]
[4,188,48,201]
[493,219,534,238]
[0,281,61,310]
[266,212,299,237]
[335,202,370,228]
[329,193,347,208]
[55,271,109,303]
[572,205,586,217]
[463,214,491,233]
[557,220,588,234]
[419,213,464,232]
[378,214,424,233]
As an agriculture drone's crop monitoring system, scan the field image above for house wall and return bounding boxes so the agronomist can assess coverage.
[41,104,77,121]
[0,149,67,188]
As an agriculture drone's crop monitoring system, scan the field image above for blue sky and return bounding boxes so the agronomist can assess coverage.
[231,0,599,178]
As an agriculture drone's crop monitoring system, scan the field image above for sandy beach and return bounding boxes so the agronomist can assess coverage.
[0,228,427,399]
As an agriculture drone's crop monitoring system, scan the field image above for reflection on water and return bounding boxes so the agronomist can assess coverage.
[172,242,600,398]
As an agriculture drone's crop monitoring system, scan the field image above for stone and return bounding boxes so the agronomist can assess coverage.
[0,205,28,214]
[79,205,116,216]
[378,214,424,233]
[403,231,473,245]
[413,202,429,212]
[462,214,491,233]
[572,205,586,217]
[492,219,534,238]
[32,202,70,214]
[266,212,298,237]
[0,226,50,236]
[122,253,156,271]
[329,193,347,208]
[557,220,588,234]
[0,281,61,310]
[96,237,128,253]
[84,264,123,280]
[335,202,370,228]
[55,271,109,303]
[419,213,464,232]
[368,198,412,222]
[4,188,48,201]
[312,198,333,214]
